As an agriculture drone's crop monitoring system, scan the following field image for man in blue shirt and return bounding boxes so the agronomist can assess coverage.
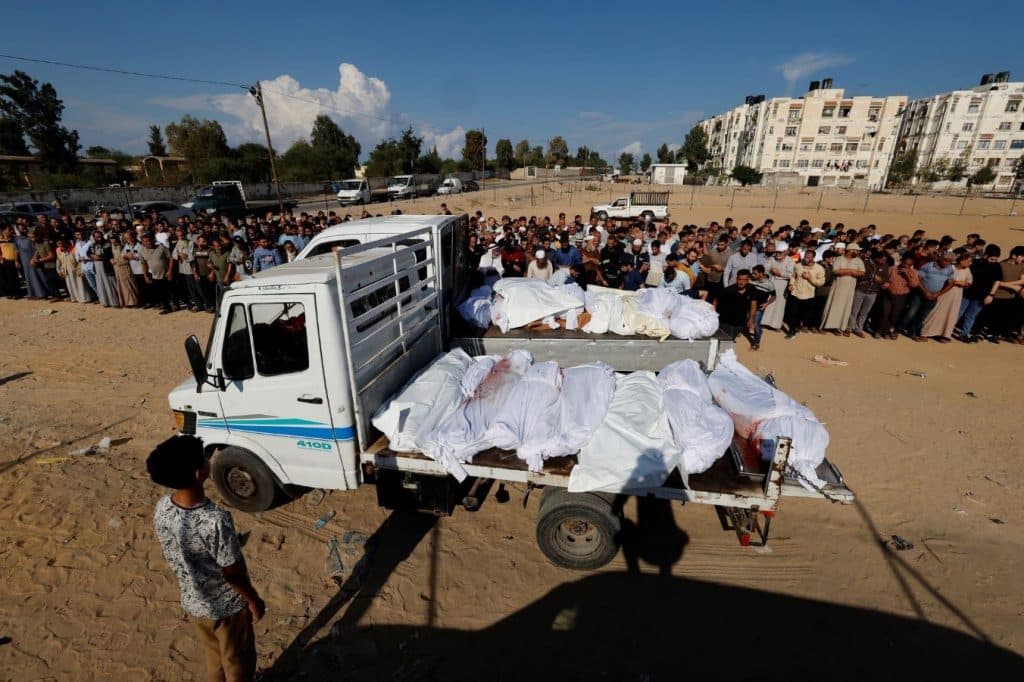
[252,236,282,273]
[899,251,954,339]
[549,234,583,271]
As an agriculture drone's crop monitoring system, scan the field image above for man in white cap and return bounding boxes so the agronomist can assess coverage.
[761,241,794,330]
[527,249,553,282]
[820,242,865,334]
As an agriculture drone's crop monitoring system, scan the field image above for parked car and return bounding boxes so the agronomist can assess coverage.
[1,201,61,220]
[118,201,194,222]
[462,179,480,192]
[336,179,372,206]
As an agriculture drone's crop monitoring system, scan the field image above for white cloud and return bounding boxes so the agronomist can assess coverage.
[617,141,643,157]
[421,126,466,159]
[777,52,853,91]
[153,63,465,161]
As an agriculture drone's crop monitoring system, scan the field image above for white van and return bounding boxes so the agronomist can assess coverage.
[336,179,371,206]
[436,178,463,195]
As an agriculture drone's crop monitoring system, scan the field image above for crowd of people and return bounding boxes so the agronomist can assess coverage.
[2,206,1023,349]
[465,213,1024,349]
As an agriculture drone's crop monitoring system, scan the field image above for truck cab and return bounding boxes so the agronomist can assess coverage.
[436,178,463,195]
[388,175,416,199]
[336,179,370,206]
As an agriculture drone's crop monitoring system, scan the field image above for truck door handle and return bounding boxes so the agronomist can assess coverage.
[297,395,323,404]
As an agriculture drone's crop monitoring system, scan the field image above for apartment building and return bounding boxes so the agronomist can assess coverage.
[700,79,907,189]
[895,72,1024,190]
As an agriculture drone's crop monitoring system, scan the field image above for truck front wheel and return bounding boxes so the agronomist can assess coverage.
[596,210,608,221]
[535,489,621,570]
[641,211,654,220]
[211,446,280,512]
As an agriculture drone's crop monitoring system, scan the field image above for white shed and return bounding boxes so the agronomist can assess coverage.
[649,164,688,185]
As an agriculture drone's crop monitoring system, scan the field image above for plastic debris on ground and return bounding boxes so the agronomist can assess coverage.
[707,349,830,490]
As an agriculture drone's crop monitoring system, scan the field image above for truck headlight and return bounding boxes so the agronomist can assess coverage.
[173,409,197,434]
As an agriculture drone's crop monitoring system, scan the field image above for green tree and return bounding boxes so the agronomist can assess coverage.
[680,125,710,172]
[278,139,318,181]
[416,146,443,174]
[514,139,531,167]
[309,114,360,179]
[969,165,996,187]
[525,145,544,167]
[147,124,166,156]
[165,115,230,171]
[495,138,515,169]
[918,159,948,184]
[545,136,569,167]
[947,158,967,182]
[640,153,652,172]
[731,164,763,186]
[461,129,487,171]
[656,143,674,164]
[397,127,423,173]
[617,152,635,174]
[0,116,29,155]
[364,139,404,177]
[886,150,917,188]
[0,70,80,173]
[233,142,272,183]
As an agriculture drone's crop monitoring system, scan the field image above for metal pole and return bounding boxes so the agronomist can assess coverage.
[690,184,695,208]
[910,194,918,215]
[816,189,824,212]
[863,190,870,212]
[1010,193,1018,217]
[729,188,736,211]
[772,186,778,210]
[251,82,285,216]
[959,188,969,216]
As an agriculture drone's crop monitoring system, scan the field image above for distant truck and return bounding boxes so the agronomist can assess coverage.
[436,178,463,195]
[388,174,440,200]
[591,191,670,221]
[188,180,297,218]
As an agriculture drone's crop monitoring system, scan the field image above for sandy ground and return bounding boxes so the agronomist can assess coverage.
[1,197,1023,680]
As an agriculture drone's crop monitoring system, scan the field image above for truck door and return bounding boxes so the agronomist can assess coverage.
[213,292,349,488]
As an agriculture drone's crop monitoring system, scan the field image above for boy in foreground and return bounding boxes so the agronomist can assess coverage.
[147,435,265,682]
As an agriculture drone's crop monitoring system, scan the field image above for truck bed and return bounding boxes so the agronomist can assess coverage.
[360,433,853,507]
[452,326,734,372]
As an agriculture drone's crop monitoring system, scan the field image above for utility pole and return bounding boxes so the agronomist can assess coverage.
[481,127,486,178]
[250,81,285,215]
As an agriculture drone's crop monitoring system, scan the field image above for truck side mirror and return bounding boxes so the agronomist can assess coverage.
[184,335,209,392]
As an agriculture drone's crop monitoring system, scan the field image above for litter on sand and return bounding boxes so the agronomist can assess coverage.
[69,436,112,456]
[812,354,848,367]
[313,510,336,530]
[904,370,927,378]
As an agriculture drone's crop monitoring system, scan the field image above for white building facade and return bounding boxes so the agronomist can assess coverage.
[895,72,1024,191]
[700,80,907,189]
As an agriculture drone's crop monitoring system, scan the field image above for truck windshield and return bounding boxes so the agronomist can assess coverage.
[340,181,362,190]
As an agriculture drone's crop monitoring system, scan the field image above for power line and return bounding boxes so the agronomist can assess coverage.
[0,52,250,89]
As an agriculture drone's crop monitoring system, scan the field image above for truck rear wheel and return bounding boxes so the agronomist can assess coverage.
[641,210,654,220]
[536,489,621,570]
[211,446,279,512]
[596,210,608,221]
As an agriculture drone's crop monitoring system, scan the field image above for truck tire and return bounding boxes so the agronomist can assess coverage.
[641,210,654,220]
[596,210,608,221]
[535,489,621,570]
[211,446,280,512]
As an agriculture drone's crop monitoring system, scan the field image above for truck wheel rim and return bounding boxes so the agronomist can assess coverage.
[226,467,256,498]
[556,517,602,557]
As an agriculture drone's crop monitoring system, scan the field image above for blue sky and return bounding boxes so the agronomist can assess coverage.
[2,1,1022,161]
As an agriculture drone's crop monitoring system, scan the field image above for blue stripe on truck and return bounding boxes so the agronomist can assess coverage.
[198,417,355,441]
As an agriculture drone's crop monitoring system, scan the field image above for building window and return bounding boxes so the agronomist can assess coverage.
[778,160,791,168]
[796,159,809,168]
[860,143,872,151]
[781,143,794,151]
[812,159,824,168]
[785,126,797,136]
[956,140,969,149]
[987,158,1001,167]
[962,122,974,132]
[838,106,851,118]
[788,110,801,121]
[993,140,1007,150]
[772,160,778,168]
[977,139,991,149]
[998,122,1012,131]
[997,175,1012,185]
[868,107,880,121]
[799,142,812,152]
[968,102,980,113]
[1006,100,1020,112]
[1010,140,1024,149]
[818,125,831,134]
[830,143,843,153]
[874,160,880,167]
[1006,156,1019,165]
[768,126,774,134]
[822,106,835,117]
[845,143,858,152]
[815,143,828,151]
[836,126,847,135]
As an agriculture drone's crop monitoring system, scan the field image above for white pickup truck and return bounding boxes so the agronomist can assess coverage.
[168,216,852,569]
[591,191,670,221]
